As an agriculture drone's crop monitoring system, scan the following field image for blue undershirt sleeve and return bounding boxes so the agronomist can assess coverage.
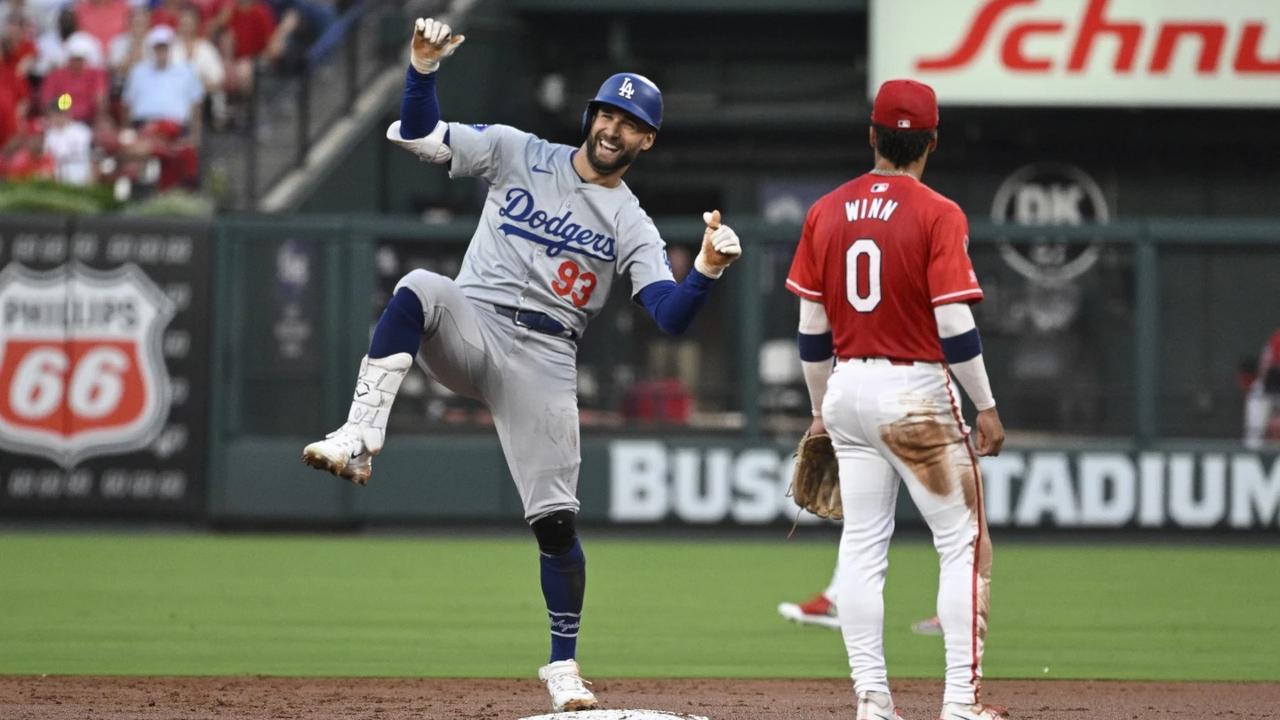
[634,269,718,336]
[797,332,834,362]
[400,66,441,139]
[940,327,983,364]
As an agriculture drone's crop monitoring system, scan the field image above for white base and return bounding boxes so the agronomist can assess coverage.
[519,711,710,720]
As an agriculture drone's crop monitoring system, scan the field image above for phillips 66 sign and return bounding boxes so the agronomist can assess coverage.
[0,218,211,518]
[870,0,1280,106]
[0,263,174,467]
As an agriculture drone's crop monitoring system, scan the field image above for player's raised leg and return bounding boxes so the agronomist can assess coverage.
[301,352,412,485]
[301,269,487,485]
[299,280,420,483]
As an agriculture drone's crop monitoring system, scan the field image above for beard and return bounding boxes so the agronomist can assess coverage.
[584,130,639,174]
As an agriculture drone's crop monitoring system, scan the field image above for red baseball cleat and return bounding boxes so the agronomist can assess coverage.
[777,593,840,630]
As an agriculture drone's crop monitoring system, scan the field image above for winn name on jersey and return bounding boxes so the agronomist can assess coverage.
[787,172,983,362]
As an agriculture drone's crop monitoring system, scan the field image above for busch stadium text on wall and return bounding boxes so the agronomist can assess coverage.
[0,219,211,518]
[606,442,1280,530]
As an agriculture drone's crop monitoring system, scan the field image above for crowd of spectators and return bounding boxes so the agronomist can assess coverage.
[0,0,339,197]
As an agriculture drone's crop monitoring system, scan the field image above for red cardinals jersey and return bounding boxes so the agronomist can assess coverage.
[1263,330,1280,367]
[786,173,982,362]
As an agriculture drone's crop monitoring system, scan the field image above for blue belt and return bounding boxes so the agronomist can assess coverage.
[493,305,578,341]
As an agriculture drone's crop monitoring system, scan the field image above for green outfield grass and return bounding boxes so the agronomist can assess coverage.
[1,531,1277,680]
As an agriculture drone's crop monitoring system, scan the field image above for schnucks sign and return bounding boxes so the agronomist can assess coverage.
[870,0,1280,106]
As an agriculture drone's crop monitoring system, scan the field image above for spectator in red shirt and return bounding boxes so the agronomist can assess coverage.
[39,32,107,124]
[0,118,55,180]
[0,16,32,148]
[2,12,37,76]
[224,0,276,59]
[218,0,277,95]
[0,73,20,150]
[73,0,129,58]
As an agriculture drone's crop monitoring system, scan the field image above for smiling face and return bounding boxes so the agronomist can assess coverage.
[583,104,655,175]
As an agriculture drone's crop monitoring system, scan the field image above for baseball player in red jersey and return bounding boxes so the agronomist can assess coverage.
[785,79,1007,720]
[1244,329,1280,449]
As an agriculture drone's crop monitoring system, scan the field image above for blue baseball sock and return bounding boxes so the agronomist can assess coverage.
[368,288,424,359]
[541,538,586,663]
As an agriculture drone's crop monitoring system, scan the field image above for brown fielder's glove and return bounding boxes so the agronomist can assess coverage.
[788,432,842,521]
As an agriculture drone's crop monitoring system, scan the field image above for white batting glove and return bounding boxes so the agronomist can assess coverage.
[694,209,742,278]
[410,17,465,75]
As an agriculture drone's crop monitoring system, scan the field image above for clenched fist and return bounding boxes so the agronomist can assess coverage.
[973,406,1005,457]
[694,209,742,278]
[410,17,465,75]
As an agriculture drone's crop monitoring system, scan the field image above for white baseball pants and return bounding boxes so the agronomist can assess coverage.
[396,269,582,522]
[822,357,991,705]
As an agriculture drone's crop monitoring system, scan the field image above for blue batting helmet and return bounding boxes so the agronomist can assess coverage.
[581,73,663,133]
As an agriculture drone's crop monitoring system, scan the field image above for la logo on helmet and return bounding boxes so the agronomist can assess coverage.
[618,78,635,99]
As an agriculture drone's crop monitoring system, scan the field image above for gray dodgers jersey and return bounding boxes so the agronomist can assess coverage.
[445,122,674,336]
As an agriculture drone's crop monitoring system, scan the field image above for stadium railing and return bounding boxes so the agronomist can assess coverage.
[226,1,404,210]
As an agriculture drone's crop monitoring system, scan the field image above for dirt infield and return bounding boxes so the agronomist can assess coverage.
[2,676,1278,720]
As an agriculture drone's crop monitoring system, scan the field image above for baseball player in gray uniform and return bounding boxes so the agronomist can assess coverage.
[301,18,742,712]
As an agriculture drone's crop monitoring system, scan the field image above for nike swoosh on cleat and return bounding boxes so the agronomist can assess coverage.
[531,165,553,174]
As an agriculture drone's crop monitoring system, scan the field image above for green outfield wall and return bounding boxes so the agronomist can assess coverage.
[213,433,1280,530]
[1,214,1278,529]
[194,213,1280,531]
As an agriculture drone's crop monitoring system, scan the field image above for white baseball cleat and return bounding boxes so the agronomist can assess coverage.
[301,353,412,486]
[538,659,598,712]
[302,428,374,485]
[777,593,840,630]
[857,691,905,720]
[939,702,1009,720]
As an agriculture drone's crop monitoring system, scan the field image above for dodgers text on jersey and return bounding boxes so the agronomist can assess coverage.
[498,188,617,262]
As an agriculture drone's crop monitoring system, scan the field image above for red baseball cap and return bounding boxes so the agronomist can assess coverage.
[871,79,939,131]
